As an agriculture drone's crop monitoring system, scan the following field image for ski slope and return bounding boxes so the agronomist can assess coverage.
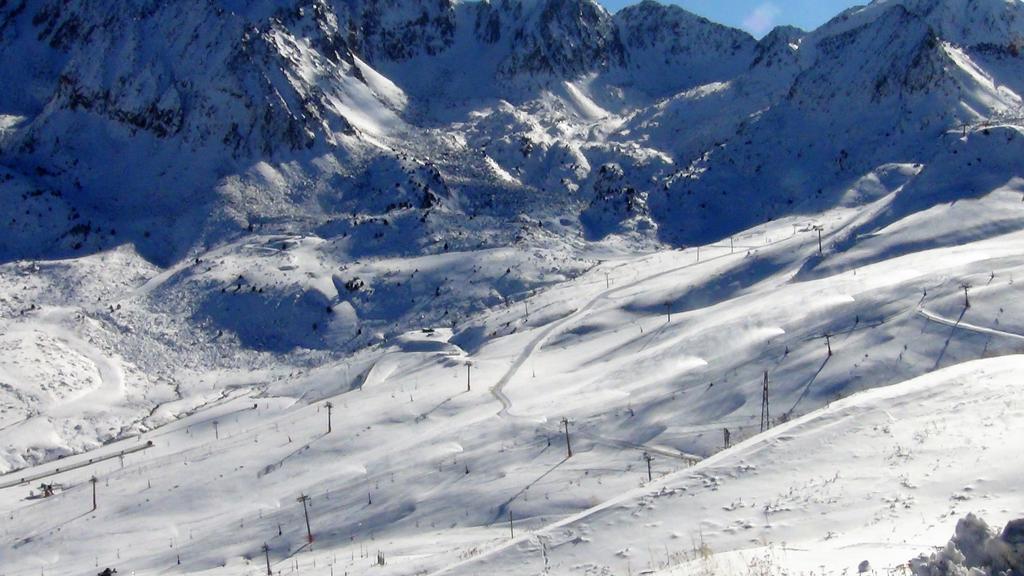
[2,173,1023,575]
[435,355,1024,576]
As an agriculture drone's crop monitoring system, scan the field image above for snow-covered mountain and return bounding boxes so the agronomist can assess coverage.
[4,0,1018,264]
[2,0,1024,574]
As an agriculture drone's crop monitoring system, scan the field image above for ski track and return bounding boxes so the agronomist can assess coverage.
[917,307,1024,342]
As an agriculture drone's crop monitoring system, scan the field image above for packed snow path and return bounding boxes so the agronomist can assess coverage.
[917,307,1024,343]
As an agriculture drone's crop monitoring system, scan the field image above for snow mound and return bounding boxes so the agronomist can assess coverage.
[911,514,1024,576]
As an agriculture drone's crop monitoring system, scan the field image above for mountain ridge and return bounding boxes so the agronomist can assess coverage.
[0,0,1021,266]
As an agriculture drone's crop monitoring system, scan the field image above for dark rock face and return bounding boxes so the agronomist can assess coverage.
[343,0,457,61]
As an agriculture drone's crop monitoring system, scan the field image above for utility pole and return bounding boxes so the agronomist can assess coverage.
[561,417,573,458]
[325,401,333,434]
[263,543,272,576]
[643,453,653,482]
[297,494,313,545]
[825,333,833,357]
[466,362,472,392]
[508,508,514,539]
[760,372,770,433]
[90,476,98,511]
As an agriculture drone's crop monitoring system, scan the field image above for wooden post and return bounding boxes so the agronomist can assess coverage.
[644,453,653,482]
[605,272,610,289]
[665,302,671,323]
[696,246,701,263]
[297,494,313,544]
[825,334,833,357]
[561,417,572,458]
[963,285,971,308]
[90,476,98,511]
[730,236,734,253]
[325,402,333,434]
[508,508,514,539]
[213,420,219,440]
[466,362,472,392]
[263,543,272,575]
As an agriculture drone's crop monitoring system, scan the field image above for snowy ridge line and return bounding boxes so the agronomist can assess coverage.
[429,356,1016,576]
[489,228,804,419]
[0,440,154,490]
[916,307,1024,342]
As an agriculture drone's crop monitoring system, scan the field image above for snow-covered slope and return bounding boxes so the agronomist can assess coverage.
[3,157,1024,574]
[439,355,1024,576]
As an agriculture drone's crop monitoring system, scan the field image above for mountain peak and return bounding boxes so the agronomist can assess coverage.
[612,0,756,96]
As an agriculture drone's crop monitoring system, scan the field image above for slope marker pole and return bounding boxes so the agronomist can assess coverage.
[561,417,573,458]
[760,372,770,433]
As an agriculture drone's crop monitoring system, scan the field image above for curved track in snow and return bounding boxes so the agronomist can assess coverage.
[916,308,1024,342]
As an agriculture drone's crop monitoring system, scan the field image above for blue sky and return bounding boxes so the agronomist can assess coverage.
[599,0,864,37]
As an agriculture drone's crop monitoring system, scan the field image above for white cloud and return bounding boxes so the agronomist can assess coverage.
[742,2,782,37]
